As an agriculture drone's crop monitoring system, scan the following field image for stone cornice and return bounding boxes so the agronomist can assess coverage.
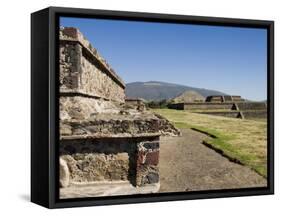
[60,27,125,89]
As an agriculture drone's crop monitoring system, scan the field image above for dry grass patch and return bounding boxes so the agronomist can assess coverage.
[153,109,267,177]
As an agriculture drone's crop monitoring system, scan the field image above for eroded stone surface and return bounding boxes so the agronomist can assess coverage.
[60,96,120,120]
[60,158,70,188]
[60,136,159,186]
[61,153,130,182]
[125,98,146,112]
[60,111,180,138]
[60,27,124,89]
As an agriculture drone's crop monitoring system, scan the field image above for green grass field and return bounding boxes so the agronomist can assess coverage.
[153,109,267,177]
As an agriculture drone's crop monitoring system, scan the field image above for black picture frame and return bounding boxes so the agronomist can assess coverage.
[31,6,274,208]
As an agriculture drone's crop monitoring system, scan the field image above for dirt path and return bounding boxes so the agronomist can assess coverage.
[159,128,266,192]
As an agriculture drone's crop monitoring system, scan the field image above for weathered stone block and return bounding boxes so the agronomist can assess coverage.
[59,96,120,121]
[145,151,159,166]
[146,172,159,184]
[61,153,130,182]
[60,158,70,188]
[136,140,160,186]
[61,27,78,38]
[60,136,159,188]
[136,165,159,186]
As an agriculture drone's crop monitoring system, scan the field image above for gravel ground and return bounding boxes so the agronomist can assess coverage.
[159,128,267,192]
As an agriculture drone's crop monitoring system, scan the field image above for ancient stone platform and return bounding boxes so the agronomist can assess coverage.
[59,27,180,198]
[168,95,267,120]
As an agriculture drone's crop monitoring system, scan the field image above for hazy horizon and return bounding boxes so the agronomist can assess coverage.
[60,17,267,101]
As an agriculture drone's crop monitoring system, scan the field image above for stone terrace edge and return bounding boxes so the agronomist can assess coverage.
[60,27,125,89]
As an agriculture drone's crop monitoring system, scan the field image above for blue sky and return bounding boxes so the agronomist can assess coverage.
[60,17,267,101]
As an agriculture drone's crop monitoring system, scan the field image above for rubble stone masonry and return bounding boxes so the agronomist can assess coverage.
[60,27,125,103]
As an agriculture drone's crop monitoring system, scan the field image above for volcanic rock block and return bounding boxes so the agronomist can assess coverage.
[59,111,164,195]
[60,133,160,187]
[136,141,160,186]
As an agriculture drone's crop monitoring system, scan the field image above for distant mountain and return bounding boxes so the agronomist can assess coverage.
[125,81,227,101]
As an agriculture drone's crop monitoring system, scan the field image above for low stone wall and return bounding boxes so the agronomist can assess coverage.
[168,102,234,110]
[60,27,125,103]
[168,101,267,120]
[205,95,244,102]
[196,111,241,118]
[224,95,232,102]
[196,110,266,119]
[167,103,185,110]
[205,96,223,102]
[60,136,159,187]
[184,103,234,110]
[232,96,244,102]
[59,108,180,194]
[242,110,267,119]
[236,102,267,110]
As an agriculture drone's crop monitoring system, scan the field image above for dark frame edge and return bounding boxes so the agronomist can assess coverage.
[50,6,275,29]
[267,21,274,195]
[53,188,273,209]
[31,8,51,208]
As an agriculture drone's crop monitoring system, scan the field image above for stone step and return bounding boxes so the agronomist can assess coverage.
[60,112,180,138]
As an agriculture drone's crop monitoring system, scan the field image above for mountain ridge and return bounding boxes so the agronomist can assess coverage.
[125,81,227,101]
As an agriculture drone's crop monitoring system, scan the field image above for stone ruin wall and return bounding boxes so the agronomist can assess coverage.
[60,27,125,121]
[206,95,245,103]
[183,103,234,110]
[168,102,235,110]
[206,96,223,102]
[60,136,160,186]
[242,110,267,119]
[237,102,267,110]
[196,111,242,119]
[168,96,267,119]
[231,95,244,102]
[60,27,125,102]
[60,96,120,121]
[58,27,177,197]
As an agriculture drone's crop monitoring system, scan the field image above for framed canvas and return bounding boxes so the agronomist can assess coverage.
[31,6,274,208]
